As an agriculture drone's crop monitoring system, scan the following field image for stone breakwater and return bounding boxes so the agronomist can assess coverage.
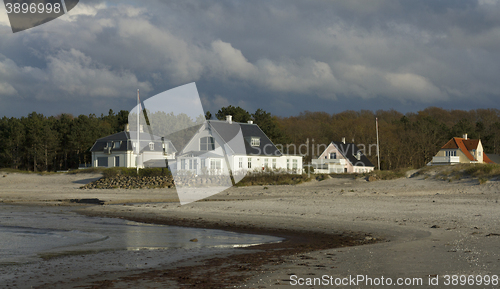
[80,175,232,189]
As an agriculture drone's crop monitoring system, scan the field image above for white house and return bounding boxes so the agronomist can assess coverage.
[311,138,375,174]
[429,134,494,166]
[90,126,177,168]
[176,116,303,176]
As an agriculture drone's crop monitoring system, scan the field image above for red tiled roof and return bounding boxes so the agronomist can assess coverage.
[441,137,476,162]
[483,153,494,164]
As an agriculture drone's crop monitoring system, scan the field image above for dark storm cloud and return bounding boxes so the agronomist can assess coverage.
[1,0,500,117]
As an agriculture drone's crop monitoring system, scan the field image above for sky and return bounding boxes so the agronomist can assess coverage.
[1,0,500,118]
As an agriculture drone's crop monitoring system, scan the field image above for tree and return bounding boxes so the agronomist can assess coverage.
[252,108,289,145]
[216,105,251,123]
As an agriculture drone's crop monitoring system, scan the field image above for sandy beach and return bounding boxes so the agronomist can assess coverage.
[1,171,499,288]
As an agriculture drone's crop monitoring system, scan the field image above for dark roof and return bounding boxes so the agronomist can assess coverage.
[208,120,282,156]
[331,141,374,167]
[90,131,177,153]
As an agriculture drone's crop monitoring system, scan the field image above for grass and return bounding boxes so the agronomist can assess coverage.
[365,167,415,181]
[415,163,500,184]
[235,172,311,186]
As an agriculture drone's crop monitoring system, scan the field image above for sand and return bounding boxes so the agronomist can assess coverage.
[1,172,499,288]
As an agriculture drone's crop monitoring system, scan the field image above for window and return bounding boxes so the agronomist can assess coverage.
[97,157,108,167]
[250,137,260,147]
[239,157,243,169]
[272,158,276,169]
[115,156,120,167]
[210,159,221,170]
[193,159,198,170]
[106,141,112,148]
[287,159,290,170]
[293,159,298,169]
[201,159,206,168]
[189,159,193,170]
[248,158,252,169]
[264,158,269,168]
[446,150,457,157]
[479,151,482,157]
[181,159,186,170]
[330,153,336,159]
[114,142,121,149]
[200,137,215,151]
[149,142,154,150]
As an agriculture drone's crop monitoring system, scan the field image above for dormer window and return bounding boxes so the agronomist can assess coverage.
[200,137,215,151]
[107,141,112,148]
[114,141,121,149]
[251,137,260,147]
[149,142,154,150]
[355,151,362,160]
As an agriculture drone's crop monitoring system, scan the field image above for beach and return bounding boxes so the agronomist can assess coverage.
[1,172,499,288]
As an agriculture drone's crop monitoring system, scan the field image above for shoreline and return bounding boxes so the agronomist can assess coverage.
[74,207,377,288]
[2,172,500,288]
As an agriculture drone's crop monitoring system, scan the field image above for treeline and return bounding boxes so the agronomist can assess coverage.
[2,106,500,171]
[0,110,129,171]
[275,107,500,169]
[210,106,500,170]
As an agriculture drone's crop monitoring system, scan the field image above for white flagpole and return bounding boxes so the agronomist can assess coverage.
[137,89,140,174]
[376,117,380,170]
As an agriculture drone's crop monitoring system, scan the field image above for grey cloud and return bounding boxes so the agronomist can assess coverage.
[1,0,500,117]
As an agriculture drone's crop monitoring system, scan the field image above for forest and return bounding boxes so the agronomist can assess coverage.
[1,106,499,172]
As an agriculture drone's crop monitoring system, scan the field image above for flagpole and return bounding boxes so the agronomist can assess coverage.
[376,117,380,170]
[137,89,140,174]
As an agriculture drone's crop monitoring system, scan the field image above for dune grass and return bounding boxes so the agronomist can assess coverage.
[235,172,311,186]
[365,167,415,180]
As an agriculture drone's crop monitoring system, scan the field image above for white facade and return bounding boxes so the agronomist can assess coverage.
[176,120,303,176]
[311,141,375,174]
[92,150,171,168]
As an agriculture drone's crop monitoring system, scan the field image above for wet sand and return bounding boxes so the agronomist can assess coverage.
[1,172,500,288]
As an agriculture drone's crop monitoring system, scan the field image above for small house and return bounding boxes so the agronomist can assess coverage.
[311,138,375,173]
[429,134,494,165]
[90,125,177,168]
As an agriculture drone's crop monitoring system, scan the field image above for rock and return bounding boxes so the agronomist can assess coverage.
[367,176,377,182]
[189,238,198,242]
[430,225,440,228]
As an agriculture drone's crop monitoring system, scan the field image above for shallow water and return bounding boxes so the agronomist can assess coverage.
[0,205,279,264]
[0,204,281,288]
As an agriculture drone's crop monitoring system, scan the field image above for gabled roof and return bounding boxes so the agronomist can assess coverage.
[90,131,177,153]
[441,137,494,163]
[331,141,374,167]
[483,154,494,164]
[441,137,476,161]
[208,120,282,156]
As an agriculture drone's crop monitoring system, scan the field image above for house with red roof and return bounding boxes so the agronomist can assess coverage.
[429,134,495,166]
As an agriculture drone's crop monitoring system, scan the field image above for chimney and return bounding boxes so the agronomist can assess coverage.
[226,115,233,124]
[248,120,253,124]
[125,124,129,132]
[342,137,346,144]
[463,133,468,140]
